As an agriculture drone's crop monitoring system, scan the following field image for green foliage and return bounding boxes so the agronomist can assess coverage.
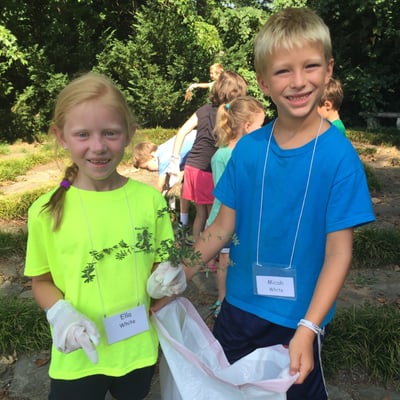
[323,304,400,387]
[0,152,54,182]
[310,0,400,127]
[353,227,400,268]
[0,229,27,257]
[0,1,399,138]
[133,128,176,145]
[0,143,10,155]
[0,297,51,354]
[363,162,382,193]
[348,128,400,148]
[0,187,51,220]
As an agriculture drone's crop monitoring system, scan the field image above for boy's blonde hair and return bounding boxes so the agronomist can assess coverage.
[133,141,158,168]
[254,7,332,78]
[43,72,136,230]
[209,71,248,106]
[215,96,264,147]
[319,78,344,111]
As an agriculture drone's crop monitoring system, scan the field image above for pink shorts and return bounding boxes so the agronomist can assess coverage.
[182,165,214,205]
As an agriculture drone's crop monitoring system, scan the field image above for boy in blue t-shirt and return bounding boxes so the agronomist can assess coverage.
[178,7,375,399]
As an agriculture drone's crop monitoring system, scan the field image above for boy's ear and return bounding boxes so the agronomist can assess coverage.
[324,100,333,111]
[257,74,270,96]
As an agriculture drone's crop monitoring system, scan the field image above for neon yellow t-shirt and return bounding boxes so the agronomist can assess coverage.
[25,179,174,379]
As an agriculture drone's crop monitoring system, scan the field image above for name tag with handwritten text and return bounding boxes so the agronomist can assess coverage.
[252,262,297,300]
[104,304,149,344]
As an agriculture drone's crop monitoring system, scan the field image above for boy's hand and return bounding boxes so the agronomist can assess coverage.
[288,326,316,384]
[147,261,187,299]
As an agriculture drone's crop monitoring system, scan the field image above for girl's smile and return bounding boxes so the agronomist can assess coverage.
[56,100,130,191]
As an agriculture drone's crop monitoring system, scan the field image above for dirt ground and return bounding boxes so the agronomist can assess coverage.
[0,138,399,397]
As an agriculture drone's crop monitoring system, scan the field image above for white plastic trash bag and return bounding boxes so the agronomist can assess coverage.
[152,297,298,400]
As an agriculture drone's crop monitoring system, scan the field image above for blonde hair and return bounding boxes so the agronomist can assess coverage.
[133,141,158,168]
[214,96,264,147]
[254,7,332,78]
[43,72,136,231]
[210,63,224,77]
[320,78,344,111]
[209,71,248,106]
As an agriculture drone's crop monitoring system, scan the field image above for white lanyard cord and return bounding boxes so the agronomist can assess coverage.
[256,117,322,267]
[77,186,140,318]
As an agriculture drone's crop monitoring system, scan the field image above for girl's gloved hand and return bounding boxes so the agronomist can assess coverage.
[147,261,187,299]
[46,300,100,364]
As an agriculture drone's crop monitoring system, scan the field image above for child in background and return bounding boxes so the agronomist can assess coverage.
[167,71,248,241]
[318,77,347,136]
[179,8,374,399]
[185,63,224,101]
[24,72,175,400]
[133,130,197,226]
[208,96,265,318]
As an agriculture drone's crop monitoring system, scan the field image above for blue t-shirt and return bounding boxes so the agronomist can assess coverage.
[214,121,375,329]
[158,130,197,175]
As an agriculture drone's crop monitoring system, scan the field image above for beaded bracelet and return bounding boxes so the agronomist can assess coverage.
[297,319,322,335]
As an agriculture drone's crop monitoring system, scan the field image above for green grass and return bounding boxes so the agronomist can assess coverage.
[0,230,27,257]
[0,187,52,220]
[324,304,400,388]
[0,152,53,182]
[353,227,400,268]
[355,146,377,157]
[133,127,176,145]
[0,297,51,354]
[363,162,382,192]
[0,143,10,155]
[348,127,400,147]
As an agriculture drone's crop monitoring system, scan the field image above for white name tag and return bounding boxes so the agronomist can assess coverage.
[255,275,295,298]
[252,262,297,300]
[104,304,149,345]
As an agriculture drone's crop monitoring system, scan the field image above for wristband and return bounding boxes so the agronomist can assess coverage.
[297,318,322,335]
[171,154,181,160]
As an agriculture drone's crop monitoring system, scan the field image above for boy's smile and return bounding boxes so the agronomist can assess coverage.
[257,42,333,122]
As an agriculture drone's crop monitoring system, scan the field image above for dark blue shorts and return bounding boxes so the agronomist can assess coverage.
[213,300,328,400]
[48,364,155,400]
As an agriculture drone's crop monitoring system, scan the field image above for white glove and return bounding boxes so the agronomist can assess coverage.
[46,300,100,364]
[147,261,187,299]
[186,83,196,92]
[167,172,180,188]
[166,155,181,177]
